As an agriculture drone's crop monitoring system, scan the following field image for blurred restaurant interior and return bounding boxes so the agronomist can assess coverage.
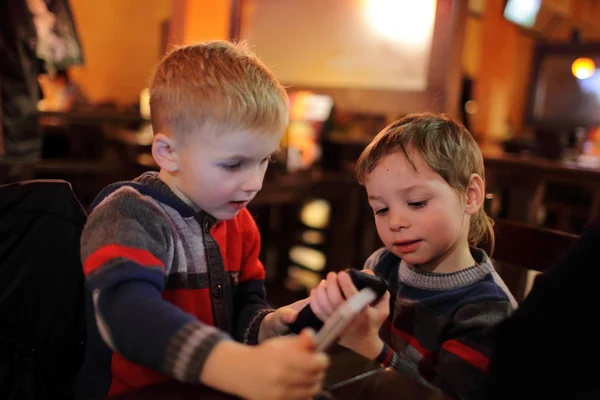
[2,0,600,306]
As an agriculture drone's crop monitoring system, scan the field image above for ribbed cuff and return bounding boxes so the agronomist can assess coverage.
[375,343,395,367]
[163,320,230,383]
[243,308,274,345]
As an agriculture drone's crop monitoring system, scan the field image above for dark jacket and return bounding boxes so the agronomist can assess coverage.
[480,219,600,399]
[0,180,87,399]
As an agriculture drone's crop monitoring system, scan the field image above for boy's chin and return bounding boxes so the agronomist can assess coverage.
[209,207,241,221]
[390,250,427,266]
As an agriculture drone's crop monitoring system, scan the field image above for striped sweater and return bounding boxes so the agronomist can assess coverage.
[366,247,517,399]
[76,172,272,398]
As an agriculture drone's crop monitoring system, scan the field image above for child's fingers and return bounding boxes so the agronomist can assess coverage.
[282,343,329,376]
[309,289,329,322]
[325,272,344,306]
[295,327,317,350]
[314,281,335,316]
[337,271,359,299]
[278,358,328,385]
[289,351,330,375]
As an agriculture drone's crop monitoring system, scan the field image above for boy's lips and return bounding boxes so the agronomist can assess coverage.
[229,200,249,210]
[393,239,422,253]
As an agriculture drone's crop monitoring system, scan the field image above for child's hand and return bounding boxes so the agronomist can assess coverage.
[309,270,390,359]
[335,270,390,359]
[259,298,308,341]
[236,329,329,400]
[309,271,346,322]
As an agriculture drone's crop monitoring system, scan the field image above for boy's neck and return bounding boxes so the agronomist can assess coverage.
[157,169,201,212]
[417,241,476,274]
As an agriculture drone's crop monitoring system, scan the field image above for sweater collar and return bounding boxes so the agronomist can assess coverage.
[133,171,218,228]
[398,247,494,291]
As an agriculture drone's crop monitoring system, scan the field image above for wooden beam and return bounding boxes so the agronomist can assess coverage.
[444,0,468,122]
[229,0,242,41]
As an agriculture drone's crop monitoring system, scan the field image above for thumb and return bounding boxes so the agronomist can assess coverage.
[279,298,309,324]
[289,298,309,312]
[295,328,317,350]
[280,307,299,324]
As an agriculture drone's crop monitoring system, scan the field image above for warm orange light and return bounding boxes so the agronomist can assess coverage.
[363,0,436,46]
[572,57,596,80]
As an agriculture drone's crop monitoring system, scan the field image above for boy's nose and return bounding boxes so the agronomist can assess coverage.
[241,171,263,192]
[389,213,410,231]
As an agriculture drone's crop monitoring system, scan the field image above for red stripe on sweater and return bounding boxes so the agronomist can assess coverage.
[84,244,164,275]
[442,339,489,372]
[108,353,170,396]
[382,346,394,366]
[384,319,430,356]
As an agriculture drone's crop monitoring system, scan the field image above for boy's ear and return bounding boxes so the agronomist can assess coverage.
[152,133,179,172]
[464,173,485,216]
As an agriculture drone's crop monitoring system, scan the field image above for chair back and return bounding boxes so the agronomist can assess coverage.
[492,219,579,301]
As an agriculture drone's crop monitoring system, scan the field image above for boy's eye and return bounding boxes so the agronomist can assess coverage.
[222,163,242,171]
[374,208,388,216]
[408,201,428,209]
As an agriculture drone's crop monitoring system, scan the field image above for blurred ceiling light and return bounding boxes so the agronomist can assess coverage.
[571,57,596,80]
[576,67,600,101]
[364,0,436,45]
[140,88,151,119]
[301,230,326,245]
[503,0,541,28]
[289,246,326,271]
[286,266,321,290]
[465,100,478,115]
[300,199,331,229]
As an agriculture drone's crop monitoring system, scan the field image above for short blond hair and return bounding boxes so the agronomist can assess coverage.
[149,41,289,138]
[356,113,495,254]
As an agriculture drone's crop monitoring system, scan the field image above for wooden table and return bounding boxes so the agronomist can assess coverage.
[106,348,442,399]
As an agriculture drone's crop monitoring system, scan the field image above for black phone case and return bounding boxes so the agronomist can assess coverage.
[287,269,388,334]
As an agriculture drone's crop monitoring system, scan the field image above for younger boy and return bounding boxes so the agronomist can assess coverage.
[309,114,516,399]
[77,41,328,400]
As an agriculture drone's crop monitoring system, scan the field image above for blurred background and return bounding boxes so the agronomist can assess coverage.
[2,0,600,305]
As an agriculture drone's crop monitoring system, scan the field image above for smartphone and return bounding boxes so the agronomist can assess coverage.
[288,270,388,335]
[313,288,377,352]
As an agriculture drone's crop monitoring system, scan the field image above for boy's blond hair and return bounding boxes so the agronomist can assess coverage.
[149,40,289,138]
[356,113,495,255]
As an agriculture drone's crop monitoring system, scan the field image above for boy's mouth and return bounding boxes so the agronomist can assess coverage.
[229,200,249,210]
[393,239,422,253]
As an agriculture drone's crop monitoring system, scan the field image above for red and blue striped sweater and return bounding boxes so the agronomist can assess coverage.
[76,172,272,398]
[366,247,517,399]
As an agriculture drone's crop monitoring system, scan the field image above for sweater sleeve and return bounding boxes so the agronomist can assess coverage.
[432,300,514,399]
[81,188,230,383]
[364,249,439,390]
[375,343,437,390]
[232,208,273,344]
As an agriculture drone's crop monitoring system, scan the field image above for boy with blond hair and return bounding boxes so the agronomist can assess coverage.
[77,41,328,400]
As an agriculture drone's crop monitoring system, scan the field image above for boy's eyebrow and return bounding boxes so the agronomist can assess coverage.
[219,151,276,161]
[401,184,430,193]
[368,185,430,200]
[220,155,252,161]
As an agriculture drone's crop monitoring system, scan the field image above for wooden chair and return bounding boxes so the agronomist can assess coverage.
[492,219,580,301]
